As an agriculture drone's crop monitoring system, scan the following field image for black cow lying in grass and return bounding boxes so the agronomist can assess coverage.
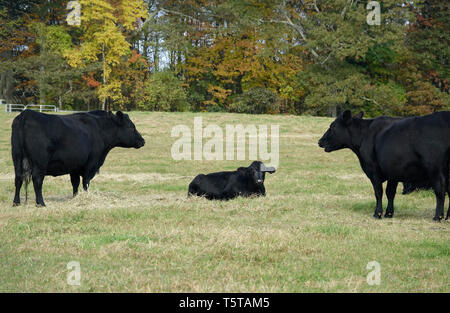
[188,161,276,200]
[318,110,450,221]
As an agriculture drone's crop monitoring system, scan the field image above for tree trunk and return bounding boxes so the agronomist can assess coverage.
[0,71,5,101]
[102,43,106,110]
[153,33,159,72]
[328,105,337,117]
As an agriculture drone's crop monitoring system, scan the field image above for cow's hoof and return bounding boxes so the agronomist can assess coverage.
[36,203,46,208]
[384,212,393,218]
[12,202,20,207]
[373,213,382,219]
[432,216,443,222]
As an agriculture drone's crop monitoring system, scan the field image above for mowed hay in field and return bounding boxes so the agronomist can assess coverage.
[0,110,448,292]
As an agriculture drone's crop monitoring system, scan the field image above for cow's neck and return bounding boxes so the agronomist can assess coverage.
[347,119,379,177]
[96,118,120,148]
[348,119,373,156]
[97,119,121,158]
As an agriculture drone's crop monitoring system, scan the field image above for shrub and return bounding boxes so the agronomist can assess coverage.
[139,70,188,111]
[229,87,279,114]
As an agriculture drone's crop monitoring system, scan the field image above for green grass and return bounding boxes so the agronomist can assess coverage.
[0,110,448,292]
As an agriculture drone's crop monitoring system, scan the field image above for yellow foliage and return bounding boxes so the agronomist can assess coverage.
[65,0,148,105]
[184,27,303,107]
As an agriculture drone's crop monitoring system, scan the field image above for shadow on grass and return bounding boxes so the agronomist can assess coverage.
[350,201,374,214]
[406,239,450,258]
[44,195,74,202]
[349,199,439,220]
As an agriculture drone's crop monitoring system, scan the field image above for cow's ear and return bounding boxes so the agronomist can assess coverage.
[355,111,364,119]
[342,110,352,123]
[115,111,125,125]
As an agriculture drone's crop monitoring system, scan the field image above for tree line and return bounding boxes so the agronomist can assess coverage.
[0,0,448,116]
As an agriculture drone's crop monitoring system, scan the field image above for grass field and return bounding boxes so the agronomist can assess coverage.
[0,110,448,292]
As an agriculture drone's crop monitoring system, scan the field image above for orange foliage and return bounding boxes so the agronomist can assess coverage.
[83,73,100,88]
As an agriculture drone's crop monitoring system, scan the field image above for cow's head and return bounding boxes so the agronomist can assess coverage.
[114,111,145,148]
[240,161,276,185]
[318,110,364,152]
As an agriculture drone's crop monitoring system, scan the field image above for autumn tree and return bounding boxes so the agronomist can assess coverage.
[65,0,147,110]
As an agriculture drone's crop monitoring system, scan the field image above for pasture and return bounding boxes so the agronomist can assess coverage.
[0,110,448,292]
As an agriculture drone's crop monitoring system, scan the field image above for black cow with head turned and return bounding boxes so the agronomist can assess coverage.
[11,109,145,207]
[188,161,276,200]
[318,110,450,221]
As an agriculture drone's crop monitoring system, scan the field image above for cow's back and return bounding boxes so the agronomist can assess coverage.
[188,171,241,199]
[199,171,237,191]
[18,110,99,175]
[375,111,450,181]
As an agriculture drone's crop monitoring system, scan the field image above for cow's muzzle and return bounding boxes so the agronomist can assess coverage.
[318,138,331,152]
[136,138,145,148]
[318,139,324,148]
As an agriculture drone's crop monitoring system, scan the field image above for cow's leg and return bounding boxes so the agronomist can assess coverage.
[32,170,46,207]
[82,176,90,191]
[445,186,450,220]
[385,180,398,218]
[370,179,383,219]
[13,158,24,206]
[260,185,266,197]
[445,181,450,220]
[431,173,446,221]
[13,175,23,206]
[82,166,98,192]
[70,174,80,197]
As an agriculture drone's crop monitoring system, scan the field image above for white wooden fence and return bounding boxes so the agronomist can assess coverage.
[4,103,57,113]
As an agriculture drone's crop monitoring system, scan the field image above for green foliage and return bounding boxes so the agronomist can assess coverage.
[407,0,449,84]
[229,87,279,114]
[296,63,406,117]
[138,70,188,112]
[31,23,72,55]
[0,8,21,40]
[364,44,397,80]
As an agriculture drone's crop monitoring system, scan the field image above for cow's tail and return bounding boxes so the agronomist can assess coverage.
[11,112,32,202]
[23,158,31,202]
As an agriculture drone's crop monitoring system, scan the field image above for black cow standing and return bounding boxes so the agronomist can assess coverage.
[11,110,145,206]
[318,110,450,221]
[188,161,276,200]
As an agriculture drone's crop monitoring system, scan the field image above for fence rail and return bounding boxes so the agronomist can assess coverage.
[4,104,57,113]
